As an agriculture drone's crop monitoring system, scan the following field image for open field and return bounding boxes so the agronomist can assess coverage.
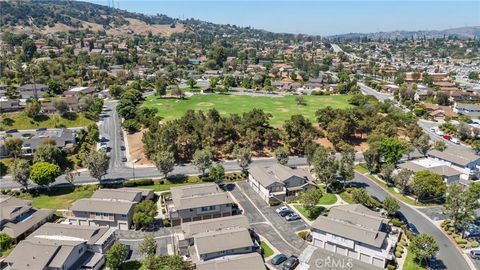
[0,112,94,130]
[143,94,353,126]
[21,186,96,209]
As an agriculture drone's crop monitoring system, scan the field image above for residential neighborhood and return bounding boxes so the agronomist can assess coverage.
[0,1,480,270]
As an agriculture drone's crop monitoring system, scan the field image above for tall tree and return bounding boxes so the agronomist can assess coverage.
[274,146,289,166]
[282,115,317,154]
[383,197,400,216]
[29,162,61,187]
[133,200,158,230]
[81,149,110,183]
[379,137,407,164]
[312,146,337,192]
[208,163,225,184]
[106,242,128,270]
[4,138,23,158]
[444,183,479,234]
[393,169,413,195]
[411,170,446,201]
[139,234,158,257]
[433,140,447,151]
[233,146,252,173]
[298,188,323,215]
[152,151,175,178]
[25,99,41,118]
[410,234,439,265]
[10,159,31,190]
[339,145,355,188]
[192,149,213,175]
[413,133,431,156]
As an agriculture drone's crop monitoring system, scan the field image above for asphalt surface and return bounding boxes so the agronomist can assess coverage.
[99,100,125,169]
[351,171,470,270]
[229,181,309,256]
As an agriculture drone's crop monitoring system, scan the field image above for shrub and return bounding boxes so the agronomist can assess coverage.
[395,251,403,258]
[123,178,153,187]
[162,219,170,227]
[390,218,404,227]
[297,231,309,240]
[187,176,200,184]
[455,237,467,245]
[386,264,396,270]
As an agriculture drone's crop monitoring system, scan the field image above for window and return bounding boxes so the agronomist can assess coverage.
[95,212,101,217]
[201,207,209,211]
[103,213,109,217]
[121,214,127,218]
[209,206,216,211]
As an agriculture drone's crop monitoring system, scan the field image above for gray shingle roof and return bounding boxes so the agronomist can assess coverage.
[194,227,254,255]
[170,183,233,211]
[428,149,480,167]
[196,252,265,270]
[181,215,250,239]
[70,198,135,214]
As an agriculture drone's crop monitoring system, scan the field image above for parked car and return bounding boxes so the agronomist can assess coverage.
[407,223,420,236]
[450,138,460,144]
[282,255,299,270]
[276,206,289,213]
[279,210,293,217]
[285,213,300,221]
[465,224,480,237]
[120,145,126,151]
[271,254,288,265]
[442,134,451,140]
[121,157,127,162]
[435,130,444,136]
[430,127,436,132]
[470,250,480,260]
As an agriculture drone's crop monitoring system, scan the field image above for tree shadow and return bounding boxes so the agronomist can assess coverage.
[33,114,50,122]
[62,112,78,121]
[1,117,14,126]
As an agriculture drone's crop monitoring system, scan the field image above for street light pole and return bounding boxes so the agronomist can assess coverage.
[132,158,139,180]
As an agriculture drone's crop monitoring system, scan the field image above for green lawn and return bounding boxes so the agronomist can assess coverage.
[260,241,274,258]
[318,192,337,205]
[293,205,326,221]
[403,249,426,270]
[354,165,431,206]
[339,189,356,204]
[21,186,96,209]
[143,94,352,126]
[0,112,94,130]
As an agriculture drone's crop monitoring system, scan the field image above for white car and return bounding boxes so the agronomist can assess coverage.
[430,127,436,132]
[436,130,444,136]
[275,206,289,213]
[450,138,460,144]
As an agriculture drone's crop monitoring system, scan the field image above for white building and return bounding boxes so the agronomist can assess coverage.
[311,204,398,268]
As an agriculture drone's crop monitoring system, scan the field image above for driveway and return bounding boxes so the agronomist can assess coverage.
[352,172,471,270]
[229,181,309,256]
[116,227,174,260]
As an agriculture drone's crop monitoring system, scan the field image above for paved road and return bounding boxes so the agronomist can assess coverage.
[351,171,471,270]
[0,156,309,189]
[229,181,308,256]
[99,100,125,169]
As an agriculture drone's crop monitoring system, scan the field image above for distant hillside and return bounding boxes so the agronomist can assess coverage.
[0,0,185,36]
[327,26,480,40]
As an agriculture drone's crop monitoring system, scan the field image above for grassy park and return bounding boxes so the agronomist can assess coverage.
[0,112,94,130]
[143,94,352,126]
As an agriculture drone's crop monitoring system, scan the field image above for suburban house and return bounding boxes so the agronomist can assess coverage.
[453,102,480,118]
[0,99,23,112]
[67,188,153,229]
[398,159,463,184]
[65,86,98,97]
[247,164,316,205]
[191,227,261,264]
[21,128,76,155]
[166,183,234,226]
[0,195,54,243]
[18,84,48,99]
[311,204,398,268]
[427,149,480,179]
[4,223,115,270]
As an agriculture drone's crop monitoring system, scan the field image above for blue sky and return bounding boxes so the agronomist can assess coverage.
[89,1,480,35]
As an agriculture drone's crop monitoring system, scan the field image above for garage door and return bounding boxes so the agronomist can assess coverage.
[325,242,335,252]
[359,253,371,263]
[119,223,128,230]
[80,220,89,226]
[313,239,323,248]
[336,246,348,256]
[372,257,384,268]
[348,250,358,259]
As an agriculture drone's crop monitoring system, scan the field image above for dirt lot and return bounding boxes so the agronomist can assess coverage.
[127,130,154,166]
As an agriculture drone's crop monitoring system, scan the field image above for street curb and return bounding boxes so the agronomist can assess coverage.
[355,170,477,270]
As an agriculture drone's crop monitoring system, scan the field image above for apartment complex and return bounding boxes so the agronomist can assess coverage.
[166,183,234,226]
[67,188,154,230]
[248,164,316,205]
[0,195,54,243]
[4,223,115,270]
[311,204,398,268]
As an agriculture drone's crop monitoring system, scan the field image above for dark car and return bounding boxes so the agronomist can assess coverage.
[121,157,127,162]
[279,210,293,217]
[271,254,288,265]
[407,223,420,236]
[120,145,126,151]
[282,255,299,270]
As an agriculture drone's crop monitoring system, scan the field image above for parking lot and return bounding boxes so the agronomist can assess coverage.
[116,227,174,260]
[229,181,309,257]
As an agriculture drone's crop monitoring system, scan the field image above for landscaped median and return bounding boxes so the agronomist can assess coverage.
[441,220,479,250]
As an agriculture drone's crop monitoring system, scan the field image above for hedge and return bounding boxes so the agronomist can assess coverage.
[123,178,154,187]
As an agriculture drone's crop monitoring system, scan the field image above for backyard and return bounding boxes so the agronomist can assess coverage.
[0,112,94,130]
[143,93,353,126]
[20,185,97,209]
